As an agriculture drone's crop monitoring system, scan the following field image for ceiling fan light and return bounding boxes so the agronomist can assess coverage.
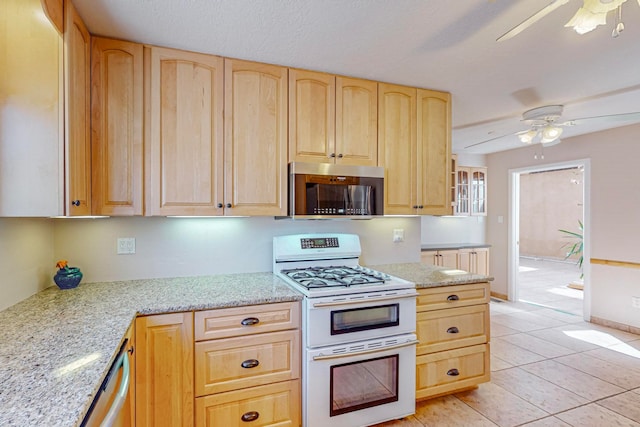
[541,125,563,143]
[565,8,608,34]
[519,129,538,144]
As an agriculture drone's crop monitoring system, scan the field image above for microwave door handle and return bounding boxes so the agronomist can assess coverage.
[312,339,419,361]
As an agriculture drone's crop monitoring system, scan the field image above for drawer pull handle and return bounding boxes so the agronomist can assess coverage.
[241,411,260,422]
[447,294,459,301]
[241,359,260,369]
[241,317,260,326]
[446,326,459,334]
[447,368,460,376]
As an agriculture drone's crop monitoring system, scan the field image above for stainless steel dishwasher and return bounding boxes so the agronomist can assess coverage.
[81,338,134,427]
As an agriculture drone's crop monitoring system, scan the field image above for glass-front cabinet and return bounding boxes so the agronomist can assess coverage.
[455,166,487,216]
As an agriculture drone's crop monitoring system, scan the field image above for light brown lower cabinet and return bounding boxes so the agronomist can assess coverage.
[195,380,301,427]
[135,312,194,427]
[416,283,491,400]
[135,302,301,427]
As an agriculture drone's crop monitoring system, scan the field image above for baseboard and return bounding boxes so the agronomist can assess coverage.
[590,316,640,335]
[490,291,508,301]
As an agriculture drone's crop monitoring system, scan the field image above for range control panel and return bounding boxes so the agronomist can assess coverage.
[300,237,339,249]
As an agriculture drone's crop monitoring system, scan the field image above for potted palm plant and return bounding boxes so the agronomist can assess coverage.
[559,220,583,289]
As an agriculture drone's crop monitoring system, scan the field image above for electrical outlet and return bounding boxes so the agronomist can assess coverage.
[393,229,404,243]
[632,296,640,309]
[117,237,136,254]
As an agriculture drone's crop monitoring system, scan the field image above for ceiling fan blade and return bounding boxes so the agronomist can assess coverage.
[497,0,571,42]
[560,111,640,126]
[464,132,519,149]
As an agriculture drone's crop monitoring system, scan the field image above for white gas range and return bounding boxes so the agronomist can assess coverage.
[273,233,417,427]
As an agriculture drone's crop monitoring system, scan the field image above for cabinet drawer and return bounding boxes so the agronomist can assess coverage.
[196,380,300,427]
[195,301,300,341]
[416,344,490,400]
[417,282,489,311]
[195,330,300,396]
[417,304,489,354]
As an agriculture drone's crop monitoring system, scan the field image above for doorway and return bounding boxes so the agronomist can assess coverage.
[508,159,591,321]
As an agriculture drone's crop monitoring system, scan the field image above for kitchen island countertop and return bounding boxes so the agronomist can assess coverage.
[367,262,493,288]
[0,273,302,427]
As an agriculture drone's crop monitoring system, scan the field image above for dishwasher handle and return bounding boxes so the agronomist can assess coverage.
[100,345,131,427]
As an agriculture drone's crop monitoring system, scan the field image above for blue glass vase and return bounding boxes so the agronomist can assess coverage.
[54,267,83,290]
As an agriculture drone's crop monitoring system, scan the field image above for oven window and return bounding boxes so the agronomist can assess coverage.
[331,304,399,335]
[330,355,399,416]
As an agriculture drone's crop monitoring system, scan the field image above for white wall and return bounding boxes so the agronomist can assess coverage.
[487,123,640,328]
[420,215,486,245]
[52,216,421,283]
[0,218,55,311]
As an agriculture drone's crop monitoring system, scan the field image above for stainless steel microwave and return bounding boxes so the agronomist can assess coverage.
[289,162,384,218]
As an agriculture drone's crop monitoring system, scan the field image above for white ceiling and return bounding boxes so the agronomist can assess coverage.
[73,0,640,154]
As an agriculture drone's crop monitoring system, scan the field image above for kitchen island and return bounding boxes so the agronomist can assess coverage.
[0,274,302,427]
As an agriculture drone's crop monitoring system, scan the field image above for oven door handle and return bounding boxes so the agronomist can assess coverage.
[312,339,419,361]
[311,292,418,308]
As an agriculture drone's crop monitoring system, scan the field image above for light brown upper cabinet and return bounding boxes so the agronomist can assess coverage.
[455,166,487,216]
[0,0,63,216]
[378,84,451,215]
[289,70,377,166]
[145,46,225,216]
[64,0,92,215]
[378,83,417,215]
[91,37,144,216]
[417,89,452,215]
[224,59,288,216]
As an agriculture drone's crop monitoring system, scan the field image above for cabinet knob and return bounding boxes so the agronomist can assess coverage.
[413,205,418,209]
[241,359,260,369]
[241,317,260,326]
[226,203,232,208]
[446,294,460,301]
[446,326,459,334]
[418,205,424,209]
[447,368,460,377]
[217,203,223,208]
[337,153,343,158]
[71,200,81,207]
[329,153,336,158]
[241,411,260,422]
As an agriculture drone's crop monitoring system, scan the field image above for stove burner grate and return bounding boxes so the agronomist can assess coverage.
[281,265,387,290]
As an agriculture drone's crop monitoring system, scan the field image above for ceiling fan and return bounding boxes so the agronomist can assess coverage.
[464,105,640,149]
[497,0,638,42]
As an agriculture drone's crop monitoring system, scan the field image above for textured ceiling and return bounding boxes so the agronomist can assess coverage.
[73,0,640,154]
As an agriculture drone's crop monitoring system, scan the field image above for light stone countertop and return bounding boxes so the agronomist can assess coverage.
[367,262,494,288]
[0,273,302,427]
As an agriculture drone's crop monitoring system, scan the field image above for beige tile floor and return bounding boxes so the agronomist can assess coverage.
[373,261,640,427]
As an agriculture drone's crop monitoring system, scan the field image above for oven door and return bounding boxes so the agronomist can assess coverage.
[304,291,417,348]
[304,334,417,427]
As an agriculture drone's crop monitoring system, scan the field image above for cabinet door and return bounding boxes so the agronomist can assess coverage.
[455,167,470,216]
[64,0,91,215]
[417,89,451,215]
[224,59,287,216]
[136,312,194,427]
[474,248,490,275]
[378,83,417,215]
[91,37,143,216]
[0,0,63,216]
[146,47,224,216]
[288,69,335,163]
[471,168,488,216]
[440,250,458,269]
[335,77,377,166]
[421,251,439,266]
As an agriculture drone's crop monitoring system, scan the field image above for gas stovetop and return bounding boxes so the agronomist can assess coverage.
[280,265,390,289]
[273,233,415,297]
